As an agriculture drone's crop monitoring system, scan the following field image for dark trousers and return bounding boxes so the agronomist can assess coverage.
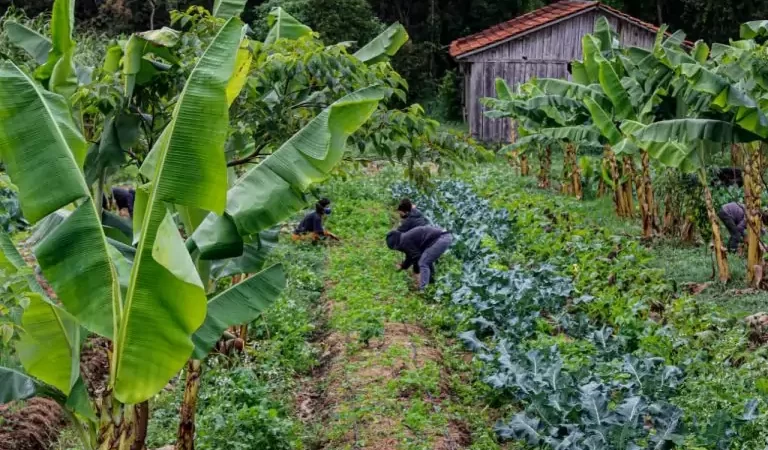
[718,210,743,251]
[417,234,452,290]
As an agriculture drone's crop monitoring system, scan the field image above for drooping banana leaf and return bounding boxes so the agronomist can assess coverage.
[681,63,768,138]
[0,367,38,404]
[3,21,52,65]
[213,0,248,19]
[535,78,612,112]
[16,294,80,395]
[353,23,409,64]
[191,86,384,259]
[0,61,118,338]
[634,118,762,145]
[36,0,75,81]
[538,126,602,145]
[264,7,313,44]
[191,263,286,359]
[112,18,245,404]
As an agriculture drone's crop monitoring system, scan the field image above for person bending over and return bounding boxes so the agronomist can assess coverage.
[294,199,339,241]
[386,226,452,290]
[718,202,768,252]
[396,198,429,233]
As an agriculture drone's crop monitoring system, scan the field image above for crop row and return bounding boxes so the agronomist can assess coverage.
[392,178,760,449]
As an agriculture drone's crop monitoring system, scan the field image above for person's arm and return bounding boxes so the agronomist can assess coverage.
[397,216,413,233]
[400,251,418,271]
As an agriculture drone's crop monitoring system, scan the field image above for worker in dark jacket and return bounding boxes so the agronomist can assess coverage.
[293,199,339,241]
[102,186,136,217]
[718,202,747,252]
[396,198,429,233]
[386,226,452,290]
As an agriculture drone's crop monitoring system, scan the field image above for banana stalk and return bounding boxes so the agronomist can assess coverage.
[569,144,582,200]
[622,156,635,218]
[538,146,551,188]
[606,147,624,216]
[699,169,729,282]
[520,154,529,176]
[639,150,655,239]
[744,143,763,286]
[177,360,202,450]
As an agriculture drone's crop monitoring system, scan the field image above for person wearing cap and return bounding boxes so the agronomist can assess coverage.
[293,198,339,241]
[386,225,452,290]
[396,198,429,233]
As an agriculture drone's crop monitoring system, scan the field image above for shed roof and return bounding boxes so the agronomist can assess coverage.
[449,1,679,59]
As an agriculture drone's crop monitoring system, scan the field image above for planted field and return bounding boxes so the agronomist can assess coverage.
[3,0,768,449]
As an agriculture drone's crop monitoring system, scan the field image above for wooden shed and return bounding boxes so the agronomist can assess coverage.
[449,1,662,143]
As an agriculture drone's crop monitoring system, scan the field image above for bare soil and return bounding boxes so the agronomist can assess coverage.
[0,398,67,450]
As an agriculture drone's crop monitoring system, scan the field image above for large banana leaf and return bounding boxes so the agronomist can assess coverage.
[495,78,514,101]
[538,126,602,145]
[534,78,612,112]
[16,294,80,395]
[112,18,245,404]
[191,86,384,259]
[0,62,118,338]
[634,118,762,144]
[681,63,768,138]
[210,229,279,279]
[583,96,620,145]
[0,367,38,404]
[213,0,247,19]
[264,8,313,44]
[581,34,602,84]
[191,264,285,359]
[598,59,634,120]
[353,23,409,64]
[36,0,75,80]
[593,16,617,55]
[741,21,768,40]
[3,21,52,65]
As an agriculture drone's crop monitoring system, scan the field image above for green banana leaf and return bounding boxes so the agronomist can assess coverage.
[538,126,602,145]
[112,18,245,404]
[692,40,710,63]
[634,118,762,144]
[191,86,384,259]
[264,7,313,44]
[534,78,612,112]
[17,293,80,395]
[353,23,409,64]
[0,367,38,404]
[598,59,634,120]
[583,96,621,145]
[210,229,279,279]
[681,63,768,138]
[581,34,602,84]
[213,0,248,19]
[0,61,118,338]
[495,78,514,101]
[36,0,75,81]
[593,16,617,55]
[191,264,286,359]
[570,61,589,85]
[3,21,52,65]
[123,27,180,99]
[741,20,768,40]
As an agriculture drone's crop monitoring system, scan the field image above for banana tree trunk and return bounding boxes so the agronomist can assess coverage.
[561,146,572,195]
[539,146,551,189]
[744,144,763,286]
[731,143,744,167]
[639,151,655,239]
[569,144,582,200]
[97,396,148,450]
[177,360,203,450]
[520,154,529,176]
[699,170,729,282]
[622,156,635,218]
[606,147,624,216]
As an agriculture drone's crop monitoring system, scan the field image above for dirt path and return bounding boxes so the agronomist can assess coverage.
[297,199,502,450]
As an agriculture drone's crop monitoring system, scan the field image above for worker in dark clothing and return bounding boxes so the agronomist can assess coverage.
[396,198,429,233]
[102,186,136,217]
[718,202,747,252]
[386,226,452,290]
[293,199,339,241]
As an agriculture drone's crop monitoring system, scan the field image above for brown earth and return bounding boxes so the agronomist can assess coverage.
[0,398,67,450]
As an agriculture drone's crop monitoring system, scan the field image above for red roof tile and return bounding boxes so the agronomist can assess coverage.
[449,1,691,58]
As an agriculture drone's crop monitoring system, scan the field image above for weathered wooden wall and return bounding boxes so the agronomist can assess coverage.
[461,10,656,142]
